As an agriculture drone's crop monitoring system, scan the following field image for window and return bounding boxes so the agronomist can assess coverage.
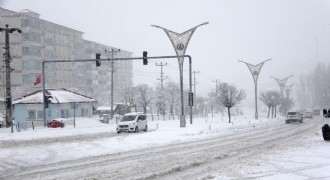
[81,108,85,117]
[28,110,36,120]
[61,109,65,118]
[23,74,38,83]
[45,50,53,59]
[45,38,53,46]
[22,60,41,70]
[65,110,69,118]
[22,32,41,43]
[37,110,44,119]
[21,18,40,29]
[22,46,41,56]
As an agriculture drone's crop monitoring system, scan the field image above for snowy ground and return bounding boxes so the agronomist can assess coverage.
[0,114,329,179]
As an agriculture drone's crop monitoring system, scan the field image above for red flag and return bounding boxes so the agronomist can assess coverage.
[34,75,41,85]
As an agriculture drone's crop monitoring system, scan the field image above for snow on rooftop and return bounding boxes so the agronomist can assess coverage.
[12,89,96,104]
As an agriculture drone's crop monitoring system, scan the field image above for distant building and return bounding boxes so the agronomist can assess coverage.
[0,8,133,109]
[12,88,96,129]
[96,103,130,116]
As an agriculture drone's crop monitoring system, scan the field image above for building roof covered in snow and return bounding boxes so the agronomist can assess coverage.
[13,89,96,104]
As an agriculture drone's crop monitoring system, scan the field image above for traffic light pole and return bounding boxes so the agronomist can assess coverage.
[42,55,193,128]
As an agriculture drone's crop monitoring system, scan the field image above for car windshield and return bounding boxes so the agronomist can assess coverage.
[288,112,297,115]
[120,115,136,122]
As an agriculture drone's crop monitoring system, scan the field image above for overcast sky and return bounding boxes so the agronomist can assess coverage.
[1,0,330,105]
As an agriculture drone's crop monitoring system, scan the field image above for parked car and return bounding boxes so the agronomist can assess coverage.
[302,111,313,119]
[285,111,303,124]
[47,120,65,128]
[116,112,147,133]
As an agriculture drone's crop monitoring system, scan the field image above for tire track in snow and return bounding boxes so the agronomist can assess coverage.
[0,119,313,180]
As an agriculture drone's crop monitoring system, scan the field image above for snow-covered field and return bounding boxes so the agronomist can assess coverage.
[0,114,329,179]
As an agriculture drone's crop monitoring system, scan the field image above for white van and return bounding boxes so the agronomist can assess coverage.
[116,112,147,133]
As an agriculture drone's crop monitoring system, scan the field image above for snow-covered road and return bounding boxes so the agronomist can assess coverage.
[0,116,323,180]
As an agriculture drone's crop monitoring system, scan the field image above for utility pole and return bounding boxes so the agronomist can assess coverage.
[192,71,200,116]
[212,79,220,115]
[192,71,200,98]
[155,62,167,89]
[105,48,120,120]
[156,62,167,115]
[212,79,220,90]
[0,24,22,133]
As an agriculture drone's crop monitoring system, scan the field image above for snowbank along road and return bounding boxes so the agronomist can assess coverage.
[0,117,322,179]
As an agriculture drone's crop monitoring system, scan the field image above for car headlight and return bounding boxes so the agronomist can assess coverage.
[129,123,135,126]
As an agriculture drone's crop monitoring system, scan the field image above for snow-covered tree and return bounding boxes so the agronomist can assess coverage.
[154,84,166,115]
[207,90,224,116]
[215,82,246,123]
[120,86,136,113]
[298,62,330,109]
[259,90,281,118]
[134,84,154,115]
[164,81,180,115]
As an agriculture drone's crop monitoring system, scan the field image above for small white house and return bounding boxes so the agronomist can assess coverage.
[12,89,96,129]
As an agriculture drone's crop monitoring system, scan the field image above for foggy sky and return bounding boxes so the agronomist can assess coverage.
[2,0,330,106]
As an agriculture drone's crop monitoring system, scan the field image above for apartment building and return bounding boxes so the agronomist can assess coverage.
[0,8,133,105]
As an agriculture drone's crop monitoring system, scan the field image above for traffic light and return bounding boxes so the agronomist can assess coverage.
[44,95,52,108]
[96,53,101,67]
[188,92,193,106]
[143,51,148,65]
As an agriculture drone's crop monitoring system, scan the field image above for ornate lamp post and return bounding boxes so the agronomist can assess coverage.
[151,22,208,127]
[271,75,293,116]
[284,84,295,98]
[0,24,22,133]
[239,59,271,119]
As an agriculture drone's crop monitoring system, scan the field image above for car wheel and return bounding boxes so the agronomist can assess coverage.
[135,126,138,133]
[117,131,121,134]
[322,124,330,141]
[144,125,148,132]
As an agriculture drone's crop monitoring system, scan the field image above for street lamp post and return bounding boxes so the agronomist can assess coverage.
[0,24,22,133]
[105,48,120,120]
[151,22,208,127]
[270,75,293,116]
[239,59,271,119]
